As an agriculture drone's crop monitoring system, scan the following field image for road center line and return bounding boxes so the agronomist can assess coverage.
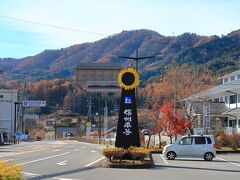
[160,154,168,165]
[1,142,67,158]
[16,152,70,166]
[22,171,40,176]
[52,177,77,180]
[4,159,14,162]
[216,157,240,167]
[73,149,79,151]
[53,149,61,152]
[85,157,106,167]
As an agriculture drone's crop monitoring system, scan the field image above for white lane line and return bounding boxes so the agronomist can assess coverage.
[160,154,168,165]
[56,160,67,166]
[73,149,79,152]
[22,171,40,176]
[91,150,97,153]
[16,152,70,166]
[216,157,240,167]
[53,149,61,152]
[52,177,78,180]
[4,159,14,162]
[85,157,106,167]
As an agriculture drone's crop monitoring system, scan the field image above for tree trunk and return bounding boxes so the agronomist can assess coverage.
[147,134,152,148]
[170,136,173,144]
[158,133,161,148]
[188,126,194,135]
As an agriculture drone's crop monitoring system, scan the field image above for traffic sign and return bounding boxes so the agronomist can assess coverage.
[23,100,46,107]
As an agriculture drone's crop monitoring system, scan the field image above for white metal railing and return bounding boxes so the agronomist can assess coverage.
[224,127,237,135]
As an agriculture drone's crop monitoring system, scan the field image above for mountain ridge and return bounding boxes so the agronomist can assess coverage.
[0,29,239,81]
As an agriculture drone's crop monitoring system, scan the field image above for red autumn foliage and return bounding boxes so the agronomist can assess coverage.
[159,101,191,137]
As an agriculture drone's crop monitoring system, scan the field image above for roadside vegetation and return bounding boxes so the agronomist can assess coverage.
[216,134,240,150]
[0,161,23,180]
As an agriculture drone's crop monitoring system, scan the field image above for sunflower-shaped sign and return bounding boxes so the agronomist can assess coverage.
[118,67,140,90]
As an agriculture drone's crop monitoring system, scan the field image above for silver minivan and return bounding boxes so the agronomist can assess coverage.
[162,135,216,161]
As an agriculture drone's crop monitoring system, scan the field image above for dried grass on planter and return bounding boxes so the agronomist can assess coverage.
[128,146,150,164]
[102,147,126,162]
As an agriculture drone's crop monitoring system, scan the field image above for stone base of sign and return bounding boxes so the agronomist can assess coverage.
[102,155,155,169]
[102,159,154,169]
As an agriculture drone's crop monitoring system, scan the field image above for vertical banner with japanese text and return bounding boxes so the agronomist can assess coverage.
[115,89,140,148]
[115,67,140,149]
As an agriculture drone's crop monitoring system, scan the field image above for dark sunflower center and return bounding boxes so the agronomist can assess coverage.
[122,72,135,86]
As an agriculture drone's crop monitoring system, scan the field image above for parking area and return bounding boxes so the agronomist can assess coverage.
[152,153,240,172]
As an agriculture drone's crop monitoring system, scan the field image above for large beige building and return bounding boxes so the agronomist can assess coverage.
[75,63,122,92]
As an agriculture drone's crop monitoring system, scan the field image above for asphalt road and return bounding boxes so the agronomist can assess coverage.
[1,140,240,180]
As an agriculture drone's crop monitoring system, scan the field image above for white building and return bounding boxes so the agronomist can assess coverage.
[0,89,18,143]
[186,70,240,135]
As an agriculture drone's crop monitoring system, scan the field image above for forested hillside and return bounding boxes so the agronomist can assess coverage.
[1,29,239,82]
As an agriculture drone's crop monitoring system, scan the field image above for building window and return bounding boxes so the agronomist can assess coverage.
[238,94,240,103]
[0,95,3,98]
[238,120,240,128]
[229,120,236,128]
[219,97,224,102]
[225,96,228,103]
[213,98,219,102]
[229,95,237,104]
[224,78,228,83]
[231,76,235,81]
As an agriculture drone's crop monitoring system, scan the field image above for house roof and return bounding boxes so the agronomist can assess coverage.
[185,79,240,101]
[76,63,122,70]
[222,107,240,116]
[221,69,240,79]
[192,102,228,115]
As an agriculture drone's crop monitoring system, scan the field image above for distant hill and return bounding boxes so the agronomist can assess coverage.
[0,29,240,81]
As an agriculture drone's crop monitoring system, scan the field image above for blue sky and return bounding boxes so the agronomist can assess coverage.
[0,0,239,58]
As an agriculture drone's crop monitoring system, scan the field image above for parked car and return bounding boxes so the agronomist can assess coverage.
[162,135,216,161]
[141,129,150,135]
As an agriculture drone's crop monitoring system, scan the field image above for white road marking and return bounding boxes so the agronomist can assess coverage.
[216,157,240,167]
[85,157,106,167]
[160,154,168,165]
[56,160,67,166]
[73,149,79,152]
[53,149,61,152]
[91,150,96,153]
[4,159,14,162]
[22,171,40,176]
[16,152,70,166]
[0,145,64,157]
[52,177,78,180]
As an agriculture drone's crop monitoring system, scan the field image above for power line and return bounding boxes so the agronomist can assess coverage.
[0,14,108,37]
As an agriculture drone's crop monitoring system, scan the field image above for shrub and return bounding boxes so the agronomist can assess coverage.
[0,161,23,180]
[216,134,240,149]
[128,146,150,163]
[102,147,126,162]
